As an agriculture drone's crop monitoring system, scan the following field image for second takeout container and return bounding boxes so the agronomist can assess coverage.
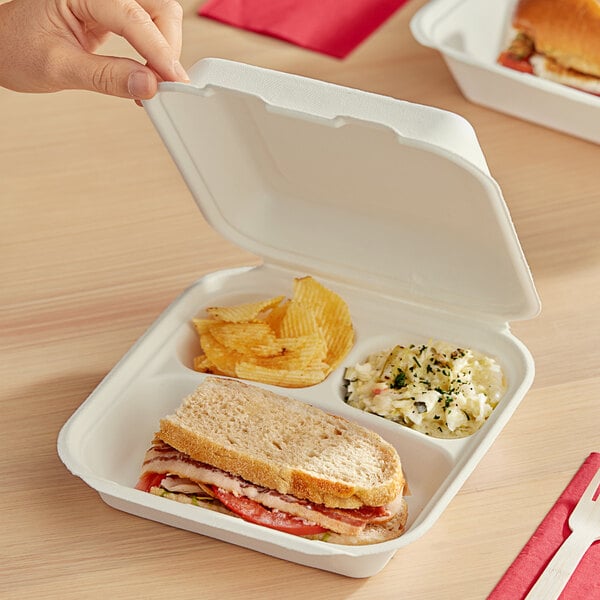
[410,0,600,145]
[58,58,540,578]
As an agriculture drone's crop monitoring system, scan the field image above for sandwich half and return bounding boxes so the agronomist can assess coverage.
[136,376,408,545]
[497,0,600,95]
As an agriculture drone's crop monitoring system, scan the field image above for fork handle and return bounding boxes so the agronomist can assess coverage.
[524,530,595,600]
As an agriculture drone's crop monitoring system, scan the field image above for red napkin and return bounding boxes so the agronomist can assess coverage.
[198,0,410,58]
[488,452,600,600]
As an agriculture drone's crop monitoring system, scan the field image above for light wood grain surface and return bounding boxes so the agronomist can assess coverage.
[2,1,600,598]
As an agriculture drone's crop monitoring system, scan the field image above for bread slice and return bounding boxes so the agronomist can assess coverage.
[158,376,405,509]
[513,0,600,78]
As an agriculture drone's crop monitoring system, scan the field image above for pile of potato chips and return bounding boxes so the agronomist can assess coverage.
[191,276,354,387]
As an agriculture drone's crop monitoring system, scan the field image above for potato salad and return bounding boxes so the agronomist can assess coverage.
[343,342,505,439]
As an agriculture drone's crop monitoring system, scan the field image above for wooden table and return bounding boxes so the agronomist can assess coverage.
[3,1,599,597]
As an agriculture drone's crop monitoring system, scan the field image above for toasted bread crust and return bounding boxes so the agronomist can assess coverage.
[158,377,405,509]
[513,0,600,77]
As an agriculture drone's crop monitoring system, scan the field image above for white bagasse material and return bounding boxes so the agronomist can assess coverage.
[410,0,600,145]
[58,59,540,578]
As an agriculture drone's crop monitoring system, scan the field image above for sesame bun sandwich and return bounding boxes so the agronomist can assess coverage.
[135,377,408,545]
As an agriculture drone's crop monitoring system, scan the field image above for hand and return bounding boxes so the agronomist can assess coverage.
[0,0,188,99]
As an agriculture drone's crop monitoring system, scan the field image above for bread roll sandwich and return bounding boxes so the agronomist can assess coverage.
[136,377,408,545]
[497,0,600,95]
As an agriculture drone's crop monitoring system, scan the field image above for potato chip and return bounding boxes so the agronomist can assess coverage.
[278,300,319,338]
[193,354,226,375]
[200,331,242,377]
[262,299,290,337]
[191,276,354,387]
[251,332,327,371]
[206,295,284,323]
[293,277,352,328]
[292,276,354,369]
[192,318,214,336]
[209,322,280,357]
[235,362,328,388]
[278,331,328,358]
[326,328,355,371]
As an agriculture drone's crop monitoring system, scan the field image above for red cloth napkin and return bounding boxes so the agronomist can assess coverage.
[488,452,600,599]
[198,0,409,58]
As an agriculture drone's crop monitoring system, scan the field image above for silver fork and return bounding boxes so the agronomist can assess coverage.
[525,466,600,600]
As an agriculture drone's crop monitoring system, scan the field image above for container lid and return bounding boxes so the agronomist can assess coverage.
[144,58,540,322]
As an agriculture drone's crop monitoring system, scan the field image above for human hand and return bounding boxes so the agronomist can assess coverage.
[0,0,188,99]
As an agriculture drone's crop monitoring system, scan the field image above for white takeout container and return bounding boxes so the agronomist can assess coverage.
[58,58,540,578]
[410,0,600,145]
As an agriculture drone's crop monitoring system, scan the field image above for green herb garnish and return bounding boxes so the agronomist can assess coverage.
[391,369,407,389]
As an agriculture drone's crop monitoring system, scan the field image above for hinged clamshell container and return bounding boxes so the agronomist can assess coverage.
[58,58,540,578]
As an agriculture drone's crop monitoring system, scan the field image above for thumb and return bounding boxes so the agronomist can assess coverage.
[62,51,159,99]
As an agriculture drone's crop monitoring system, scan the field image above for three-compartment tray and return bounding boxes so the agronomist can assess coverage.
[58,59,540,578]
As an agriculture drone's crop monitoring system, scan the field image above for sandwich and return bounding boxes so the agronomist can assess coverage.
[497,0,600,95]
[135,376,408,545]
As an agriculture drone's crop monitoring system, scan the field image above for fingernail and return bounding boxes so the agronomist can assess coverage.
[173,60,190,82]
[128,70,152,99]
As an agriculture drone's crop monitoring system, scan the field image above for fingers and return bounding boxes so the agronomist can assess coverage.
[139,0,184,57]
[61,49,160,98]
[72,0,188,83]
[0,0,188,98]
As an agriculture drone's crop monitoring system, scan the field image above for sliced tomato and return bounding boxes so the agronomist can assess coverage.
[498,52,534,74]
[211,486,328,536]
[135,471,165,492]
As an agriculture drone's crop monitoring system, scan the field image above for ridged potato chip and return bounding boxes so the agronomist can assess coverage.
[206,295,285,323]
[278,300,319,338]
[262,299,289,336]
[193,354,223,374]
[234,362,328,388]
[200,331,242,377]
[192,318,215,336]
[293,276,354,369]
[251,333,328,371]
[209,322,280,357]
[191,276,354,387]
